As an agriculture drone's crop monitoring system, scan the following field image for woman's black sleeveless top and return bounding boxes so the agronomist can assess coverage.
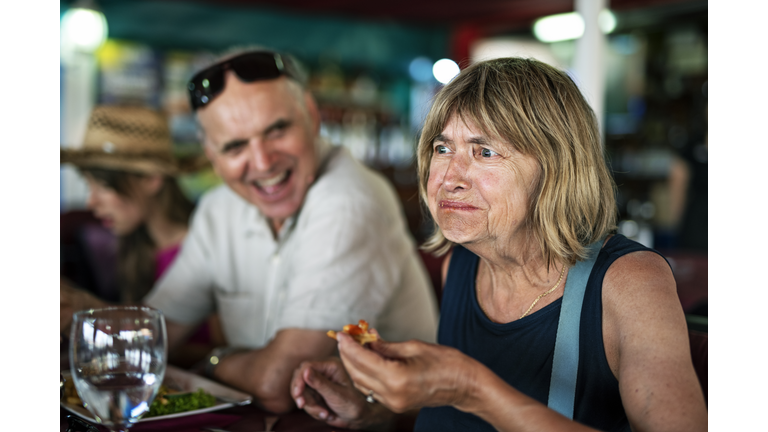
[415,235,658,431]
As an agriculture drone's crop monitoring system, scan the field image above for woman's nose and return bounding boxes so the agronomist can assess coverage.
[442,155,470,192]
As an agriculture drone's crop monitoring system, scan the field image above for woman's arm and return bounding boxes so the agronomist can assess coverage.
[603,251,707,431]
[337,333,598,431]
[337,250,707,432]
[472,251,707,431]
[60,277,110,336]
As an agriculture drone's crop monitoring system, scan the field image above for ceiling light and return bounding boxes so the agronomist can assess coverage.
[433,59,460,85]
[598,10,617,34]
[533,10,617,43]
[61,0,108,53]
[533,13,585,43]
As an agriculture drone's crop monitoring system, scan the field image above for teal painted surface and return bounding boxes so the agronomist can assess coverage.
[61,0,449,76]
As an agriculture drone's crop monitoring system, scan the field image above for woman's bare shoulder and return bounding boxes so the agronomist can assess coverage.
[602,249,676,306]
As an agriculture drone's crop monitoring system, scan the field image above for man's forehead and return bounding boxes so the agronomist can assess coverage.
[216,73,296,106]
[198,77,301,134]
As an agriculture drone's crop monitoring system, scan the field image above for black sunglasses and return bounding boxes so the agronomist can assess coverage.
[187,51,300,111]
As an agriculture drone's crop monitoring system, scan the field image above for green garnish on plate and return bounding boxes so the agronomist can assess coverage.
[148,387,216,417]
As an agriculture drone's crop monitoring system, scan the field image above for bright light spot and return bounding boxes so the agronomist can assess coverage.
[618,220,639,238]
[599,10,617,34]
[533,9,615,43]
[61,7,108,52]
[432,59,460,85]
[409,57,434,83]
[130,401,148,418]
[202,79,210,88]
[533,13,585,43]
[143,374,156,386]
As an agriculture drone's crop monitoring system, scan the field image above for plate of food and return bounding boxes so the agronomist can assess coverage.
[61,364,252,422]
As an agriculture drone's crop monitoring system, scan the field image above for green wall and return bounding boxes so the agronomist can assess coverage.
[61,0,450,76]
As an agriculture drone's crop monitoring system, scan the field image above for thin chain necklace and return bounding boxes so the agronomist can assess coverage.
[519,265,566,319]
[478,264,567,320]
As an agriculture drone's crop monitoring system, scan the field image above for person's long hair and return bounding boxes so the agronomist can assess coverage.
[82,168,194,303]
[417,57,618,266]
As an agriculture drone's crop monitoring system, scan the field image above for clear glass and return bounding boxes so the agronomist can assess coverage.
[69,306,167,432]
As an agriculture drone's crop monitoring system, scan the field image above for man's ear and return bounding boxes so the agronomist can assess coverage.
[303,92,321,136]
[203,141,215,162]
[203,142,223,179]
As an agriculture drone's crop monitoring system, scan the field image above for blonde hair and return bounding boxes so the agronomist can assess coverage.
[417,57,617,266]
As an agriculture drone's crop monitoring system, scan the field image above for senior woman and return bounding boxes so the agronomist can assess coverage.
[290,57,707,431]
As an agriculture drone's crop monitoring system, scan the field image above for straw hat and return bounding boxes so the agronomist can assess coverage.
[61,105,207,175]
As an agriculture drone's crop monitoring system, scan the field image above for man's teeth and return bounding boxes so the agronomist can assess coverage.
[255,171,289,188]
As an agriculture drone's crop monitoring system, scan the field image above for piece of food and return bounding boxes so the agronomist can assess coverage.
[327,319,378,345]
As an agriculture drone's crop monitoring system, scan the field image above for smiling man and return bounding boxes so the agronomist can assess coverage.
[142,49,439,413]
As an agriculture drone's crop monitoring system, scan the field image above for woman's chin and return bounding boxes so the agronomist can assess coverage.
[440,228,479,245]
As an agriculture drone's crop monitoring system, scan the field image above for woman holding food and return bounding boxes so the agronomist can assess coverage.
[291,57,707,431]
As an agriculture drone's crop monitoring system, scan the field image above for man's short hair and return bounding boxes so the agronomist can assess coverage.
[204,45,309,89]
[417,57,617,266]
[192,46,310,142]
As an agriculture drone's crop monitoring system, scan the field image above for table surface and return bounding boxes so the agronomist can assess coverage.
[60,347,358,432]
[60,403,358,432]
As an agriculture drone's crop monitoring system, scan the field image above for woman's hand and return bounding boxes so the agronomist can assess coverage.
[337,332,481,414]
[290,357,394,430]
[60,277,106,336]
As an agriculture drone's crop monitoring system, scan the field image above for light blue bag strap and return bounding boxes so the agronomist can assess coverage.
[547,240,603,419]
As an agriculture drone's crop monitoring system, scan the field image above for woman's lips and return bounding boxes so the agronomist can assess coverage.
[438,200,478,211]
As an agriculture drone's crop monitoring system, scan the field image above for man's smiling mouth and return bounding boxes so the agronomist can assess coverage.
[251,169,291,194]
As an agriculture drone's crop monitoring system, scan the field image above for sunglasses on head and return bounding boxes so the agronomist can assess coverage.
[187,51,299,111]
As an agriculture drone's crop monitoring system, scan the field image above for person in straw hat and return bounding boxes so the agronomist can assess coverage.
[60,105,224,354]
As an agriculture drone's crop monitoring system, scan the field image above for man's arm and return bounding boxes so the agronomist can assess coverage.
[164,319,202,352]
[213,328,337,413]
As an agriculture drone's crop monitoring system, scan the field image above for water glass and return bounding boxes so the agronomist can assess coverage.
[69,307,167,432]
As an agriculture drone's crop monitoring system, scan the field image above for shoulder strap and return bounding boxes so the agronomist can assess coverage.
[547,240,603,419]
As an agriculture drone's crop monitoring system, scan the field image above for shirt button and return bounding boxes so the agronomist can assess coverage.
[272,254,281,265]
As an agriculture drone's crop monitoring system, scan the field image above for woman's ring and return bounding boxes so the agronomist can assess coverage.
[366,391,376,404]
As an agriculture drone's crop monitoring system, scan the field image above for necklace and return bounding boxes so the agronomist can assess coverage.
[518,265,566,319]
[477,264,567,321]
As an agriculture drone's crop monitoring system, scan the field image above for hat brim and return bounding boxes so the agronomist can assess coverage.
[60,148,209,175]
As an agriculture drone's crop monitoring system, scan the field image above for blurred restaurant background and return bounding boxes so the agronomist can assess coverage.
[59,0,707,318]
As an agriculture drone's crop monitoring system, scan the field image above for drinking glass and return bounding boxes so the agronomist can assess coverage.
[69,306,167,432]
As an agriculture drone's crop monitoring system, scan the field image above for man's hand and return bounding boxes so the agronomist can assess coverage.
[291,357,394,430]
[214,328,337,414]
[60,277,107,336]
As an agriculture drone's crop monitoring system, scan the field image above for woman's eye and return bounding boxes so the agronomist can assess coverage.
[435,145,449,154]
[481,148,498,158]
